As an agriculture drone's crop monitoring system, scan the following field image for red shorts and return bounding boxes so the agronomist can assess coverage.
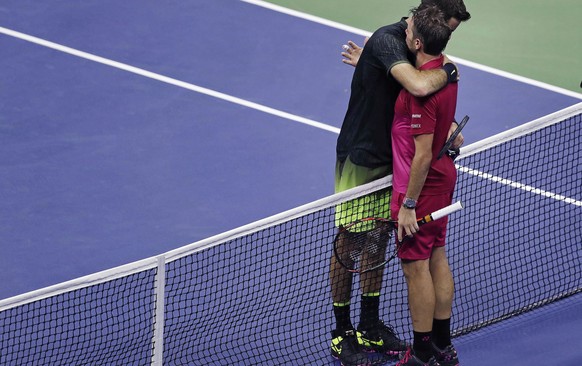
[391,191,453,260]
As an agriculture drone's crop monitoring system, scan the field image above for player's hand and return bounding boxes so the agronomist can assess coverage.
[397,208,418,242]
[341,38,368,67]
[448,121,464,149]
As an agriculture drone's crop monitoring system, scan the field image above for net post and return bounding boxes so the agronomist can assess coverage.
[151,255,166,365]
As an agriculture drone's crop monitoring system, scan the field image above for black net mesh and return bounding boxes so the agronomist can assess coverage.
[0,109,580,365]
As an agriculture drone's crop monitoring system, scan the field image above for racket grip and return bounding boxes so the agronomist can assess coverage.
[417,201,463,225]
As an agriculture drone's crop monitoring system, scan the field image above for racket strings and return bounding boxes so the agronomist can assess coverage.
[337,222,395,272]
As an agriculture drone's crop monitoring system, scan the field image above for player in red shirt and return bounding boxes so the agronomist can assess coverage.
[391,6,460,366]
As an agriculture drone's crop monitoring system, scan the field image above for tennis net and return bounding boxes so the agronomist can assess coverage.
[0,103,580,365]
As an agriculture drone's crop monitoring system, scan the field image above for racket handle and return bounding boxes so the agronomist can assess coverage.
[417,201,463,225]
[437,115,469,160]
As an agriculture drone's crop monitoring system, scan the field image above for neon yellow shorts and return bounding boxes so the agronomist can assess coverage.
[334,157,392,232]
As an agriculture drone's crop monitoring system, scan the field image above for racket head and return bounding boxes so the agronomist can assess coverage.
[333,217,399,273]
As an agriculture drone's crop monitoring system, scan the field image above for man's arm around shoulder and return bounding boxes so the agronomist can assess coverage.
[390,62,457,97]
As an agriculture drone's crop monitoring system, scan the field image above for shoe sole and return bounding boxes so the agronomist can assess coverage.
[361,347,402,356]
[331,354,371,366]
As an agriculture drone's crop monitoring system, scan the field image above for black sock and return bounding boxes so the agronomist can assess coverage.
[359,292,380,329]
[413,331,433,362]
[333,302,353,332]
[432,318,452,349]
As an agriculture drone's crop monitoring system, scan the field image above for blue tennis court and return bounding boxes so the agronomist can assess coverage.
[1,1,581,365]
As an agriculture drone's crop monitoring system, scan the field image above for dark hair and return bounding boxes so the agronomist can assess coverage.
[411,5,452,56]
[420,0,471,22]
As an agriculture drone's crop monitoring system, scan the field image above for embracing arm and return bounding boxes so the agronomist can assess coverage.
[390,63,449,98]
[342,34,458,97]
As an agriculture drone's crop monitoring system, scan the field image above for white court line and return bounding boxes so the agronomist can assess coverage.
[241,0,582,100]
[457,165,582,207]
[0,26,340,134]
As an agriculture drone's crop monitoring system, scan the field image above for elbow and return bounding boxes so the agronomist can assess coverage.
[408,85,431,98]
[421,156,432,169]
[418,151,433,166]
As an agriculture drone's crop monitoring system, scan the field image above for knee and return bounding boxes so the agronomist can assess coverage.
[401,259,430,280]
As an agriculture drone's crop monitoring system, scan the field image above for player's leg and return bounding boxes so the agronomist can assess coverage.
[430,246,459,366]
[394,194,440,366]
[330,232,355,330]
[401,258,436,364]
[426,191,458,366]
[357,187,407,356]
[430,247,453,332]
[330,245,370,366]
[330,158,370,366]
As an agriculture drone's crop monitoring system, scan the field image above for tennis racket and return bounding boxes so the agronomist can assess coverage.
[437,115,470,160]
[333,201,463,273]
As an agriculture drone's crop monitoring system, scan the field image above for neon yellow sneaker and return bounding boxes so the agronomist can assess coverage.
[331,329,371,366]
[358,320,408,356]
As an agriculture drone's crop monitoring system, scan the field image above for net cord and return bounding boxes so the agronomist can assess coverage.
[162,175,392,263]
[0,175,390,311]
[458,102,582,159]
[452,287,582,337]
[0,257,158,312]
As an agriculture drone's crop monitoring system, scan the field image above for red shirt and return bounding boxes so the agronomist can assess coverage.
[392,54,458,195]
